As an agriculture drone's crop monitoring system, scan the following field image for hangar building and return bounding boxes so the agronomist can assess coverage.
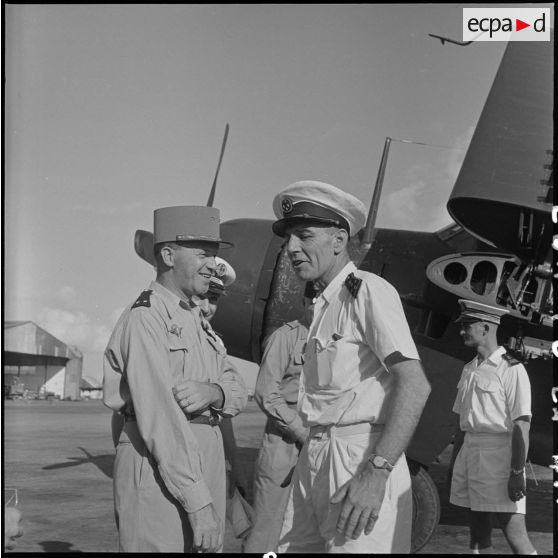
[3,321,83,400]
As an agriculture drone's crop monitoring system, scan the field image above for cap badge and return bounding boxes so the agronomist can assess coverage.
[282,197,293,215]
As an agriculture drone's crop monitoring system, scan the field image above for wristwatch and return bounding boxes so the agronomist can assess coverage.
[510,467,525,476]
[368,454,394,472]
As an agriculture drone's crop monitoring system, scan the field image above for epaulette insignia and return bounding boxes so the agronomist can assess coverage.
[131,290,152,309]
[502,353,520,366]
[344,272,362,298]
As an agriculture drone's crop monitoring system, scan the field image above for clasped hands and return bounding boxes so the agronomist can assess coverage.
[172,380,223,414]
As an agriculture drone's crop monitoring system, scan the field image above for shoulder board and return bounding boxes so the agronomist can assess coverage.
[131,290,152,309]
[502,353,521,366]
[344,272,362,298]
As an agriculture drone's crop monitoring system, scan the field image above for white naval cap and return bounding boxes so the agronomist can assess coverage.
[272,180,367,238]
[208,257,236,294]
[455,299,509,326]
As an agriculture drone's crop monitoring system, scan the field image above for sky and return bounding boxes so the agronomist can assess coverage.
[3,4,549,384]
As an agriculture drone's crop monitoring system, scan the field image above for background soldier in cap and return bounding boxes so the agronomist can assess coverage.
[449,299,536,555]
[243,281,318,553]
[272,181,431,554]
[103,206,248,553]
[187,257,247,510]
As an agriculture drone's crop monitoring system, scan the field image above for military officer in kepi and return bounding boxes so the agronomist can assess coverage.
[271,180,431,554]
[103,205,248,553]
[449,299,537,555]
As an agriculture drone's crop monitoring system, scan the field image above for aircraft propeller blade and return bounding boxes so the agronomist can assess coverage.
[206,123,230,207]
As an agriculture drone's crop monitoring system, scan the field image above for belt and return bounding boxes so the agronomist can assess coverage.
[309,422,384,439]
[188,413,220,427]
[123,411,219,427]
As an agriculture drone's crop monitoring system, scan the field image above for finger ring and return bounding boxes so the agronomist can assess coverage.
[370,513,379,521]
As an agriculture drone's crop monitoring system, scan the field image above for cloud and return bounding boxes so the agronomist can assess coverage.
[55,285,78,308]
[379,128,475,232]
[37,307,112,353]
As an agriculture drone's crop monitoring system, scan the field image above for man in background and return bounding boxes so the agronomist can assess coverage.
[449,299,536,555]
[243,281,318,552]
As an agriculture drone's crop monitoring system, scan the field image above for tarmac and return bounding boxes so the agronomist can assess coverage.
[3,399,554,554]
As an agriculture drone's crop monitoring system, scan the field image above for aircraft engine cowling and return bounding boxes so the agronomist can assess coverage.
[447,39,553,259]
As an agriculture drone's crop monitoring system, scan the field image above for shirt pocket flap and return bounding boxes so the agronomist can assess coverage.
[476,377,498,392]
[168,335,189,352]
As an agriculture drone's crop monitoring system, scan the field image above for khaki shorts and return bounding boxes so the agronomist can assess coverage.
[450,432,526,514]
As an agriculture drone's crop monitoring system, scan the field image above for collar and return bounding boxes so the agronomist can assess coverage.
[319,261,357,304]
[150,280,194,320]
[475,346,506,367]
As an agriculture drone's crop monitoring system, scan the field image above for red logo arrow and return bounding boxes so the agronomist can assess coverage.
[516,19,530,31]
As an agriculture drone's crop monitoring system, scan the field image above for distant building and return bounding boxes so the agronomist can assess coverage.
[3,321,83,400]
[80,378,103,400]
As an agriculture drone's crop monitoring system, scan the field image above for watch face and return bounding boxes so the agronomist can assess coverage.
[371,455,392,470]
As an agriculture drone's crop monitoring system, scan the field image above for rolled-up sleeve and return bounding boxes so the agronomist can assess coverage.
[122,311,213,513]
[255,328,307,442]
[214,356,248,417]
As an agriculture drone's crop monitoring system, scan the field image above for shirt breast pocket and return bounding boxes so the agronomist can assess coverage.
[475,377,499,394]
[168,336,189,377]
[311,336,345,388]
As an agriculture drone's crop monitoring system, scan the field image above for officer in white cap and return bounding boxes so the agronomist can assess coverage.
[272,181,432,554]
[103,206,248,553]
[196,257,237,321]
[449,300,536,555]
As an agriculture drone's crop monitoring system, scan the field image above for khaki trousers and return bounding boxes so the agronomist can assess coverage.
[114,420,225,552]
[243,420,300,553]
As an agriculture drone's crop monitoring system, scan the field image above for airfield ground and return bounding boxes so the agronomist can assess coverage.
[3,399,554,554]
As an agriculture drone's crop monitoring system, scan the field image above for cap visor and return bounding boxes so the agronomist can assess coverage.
[272,216,348,237]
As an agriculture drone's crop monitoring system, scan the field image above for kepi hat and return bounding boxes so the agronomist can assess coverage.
[272,180,367,238]
[455,299,509,326]
[134,206,232,267]
[154,206,231,246]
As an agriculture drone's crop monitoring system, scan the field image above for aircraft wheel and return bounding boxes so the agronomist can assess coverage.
[410,465,440,553]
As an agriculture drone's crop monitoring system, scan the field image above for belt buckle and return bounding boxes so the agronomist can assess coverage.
[208,414,220,427]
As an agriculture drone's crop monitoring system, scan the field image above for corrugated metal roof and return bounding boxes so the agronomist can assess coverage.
[4,320,32,329]
[3,321,82,359]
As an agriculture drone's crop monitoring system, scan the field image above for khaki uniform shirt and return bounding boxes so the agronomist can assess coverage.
[254,320,308,442]
[299,262,420,426]
[452,346,531,433]
[103,281,247,512]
